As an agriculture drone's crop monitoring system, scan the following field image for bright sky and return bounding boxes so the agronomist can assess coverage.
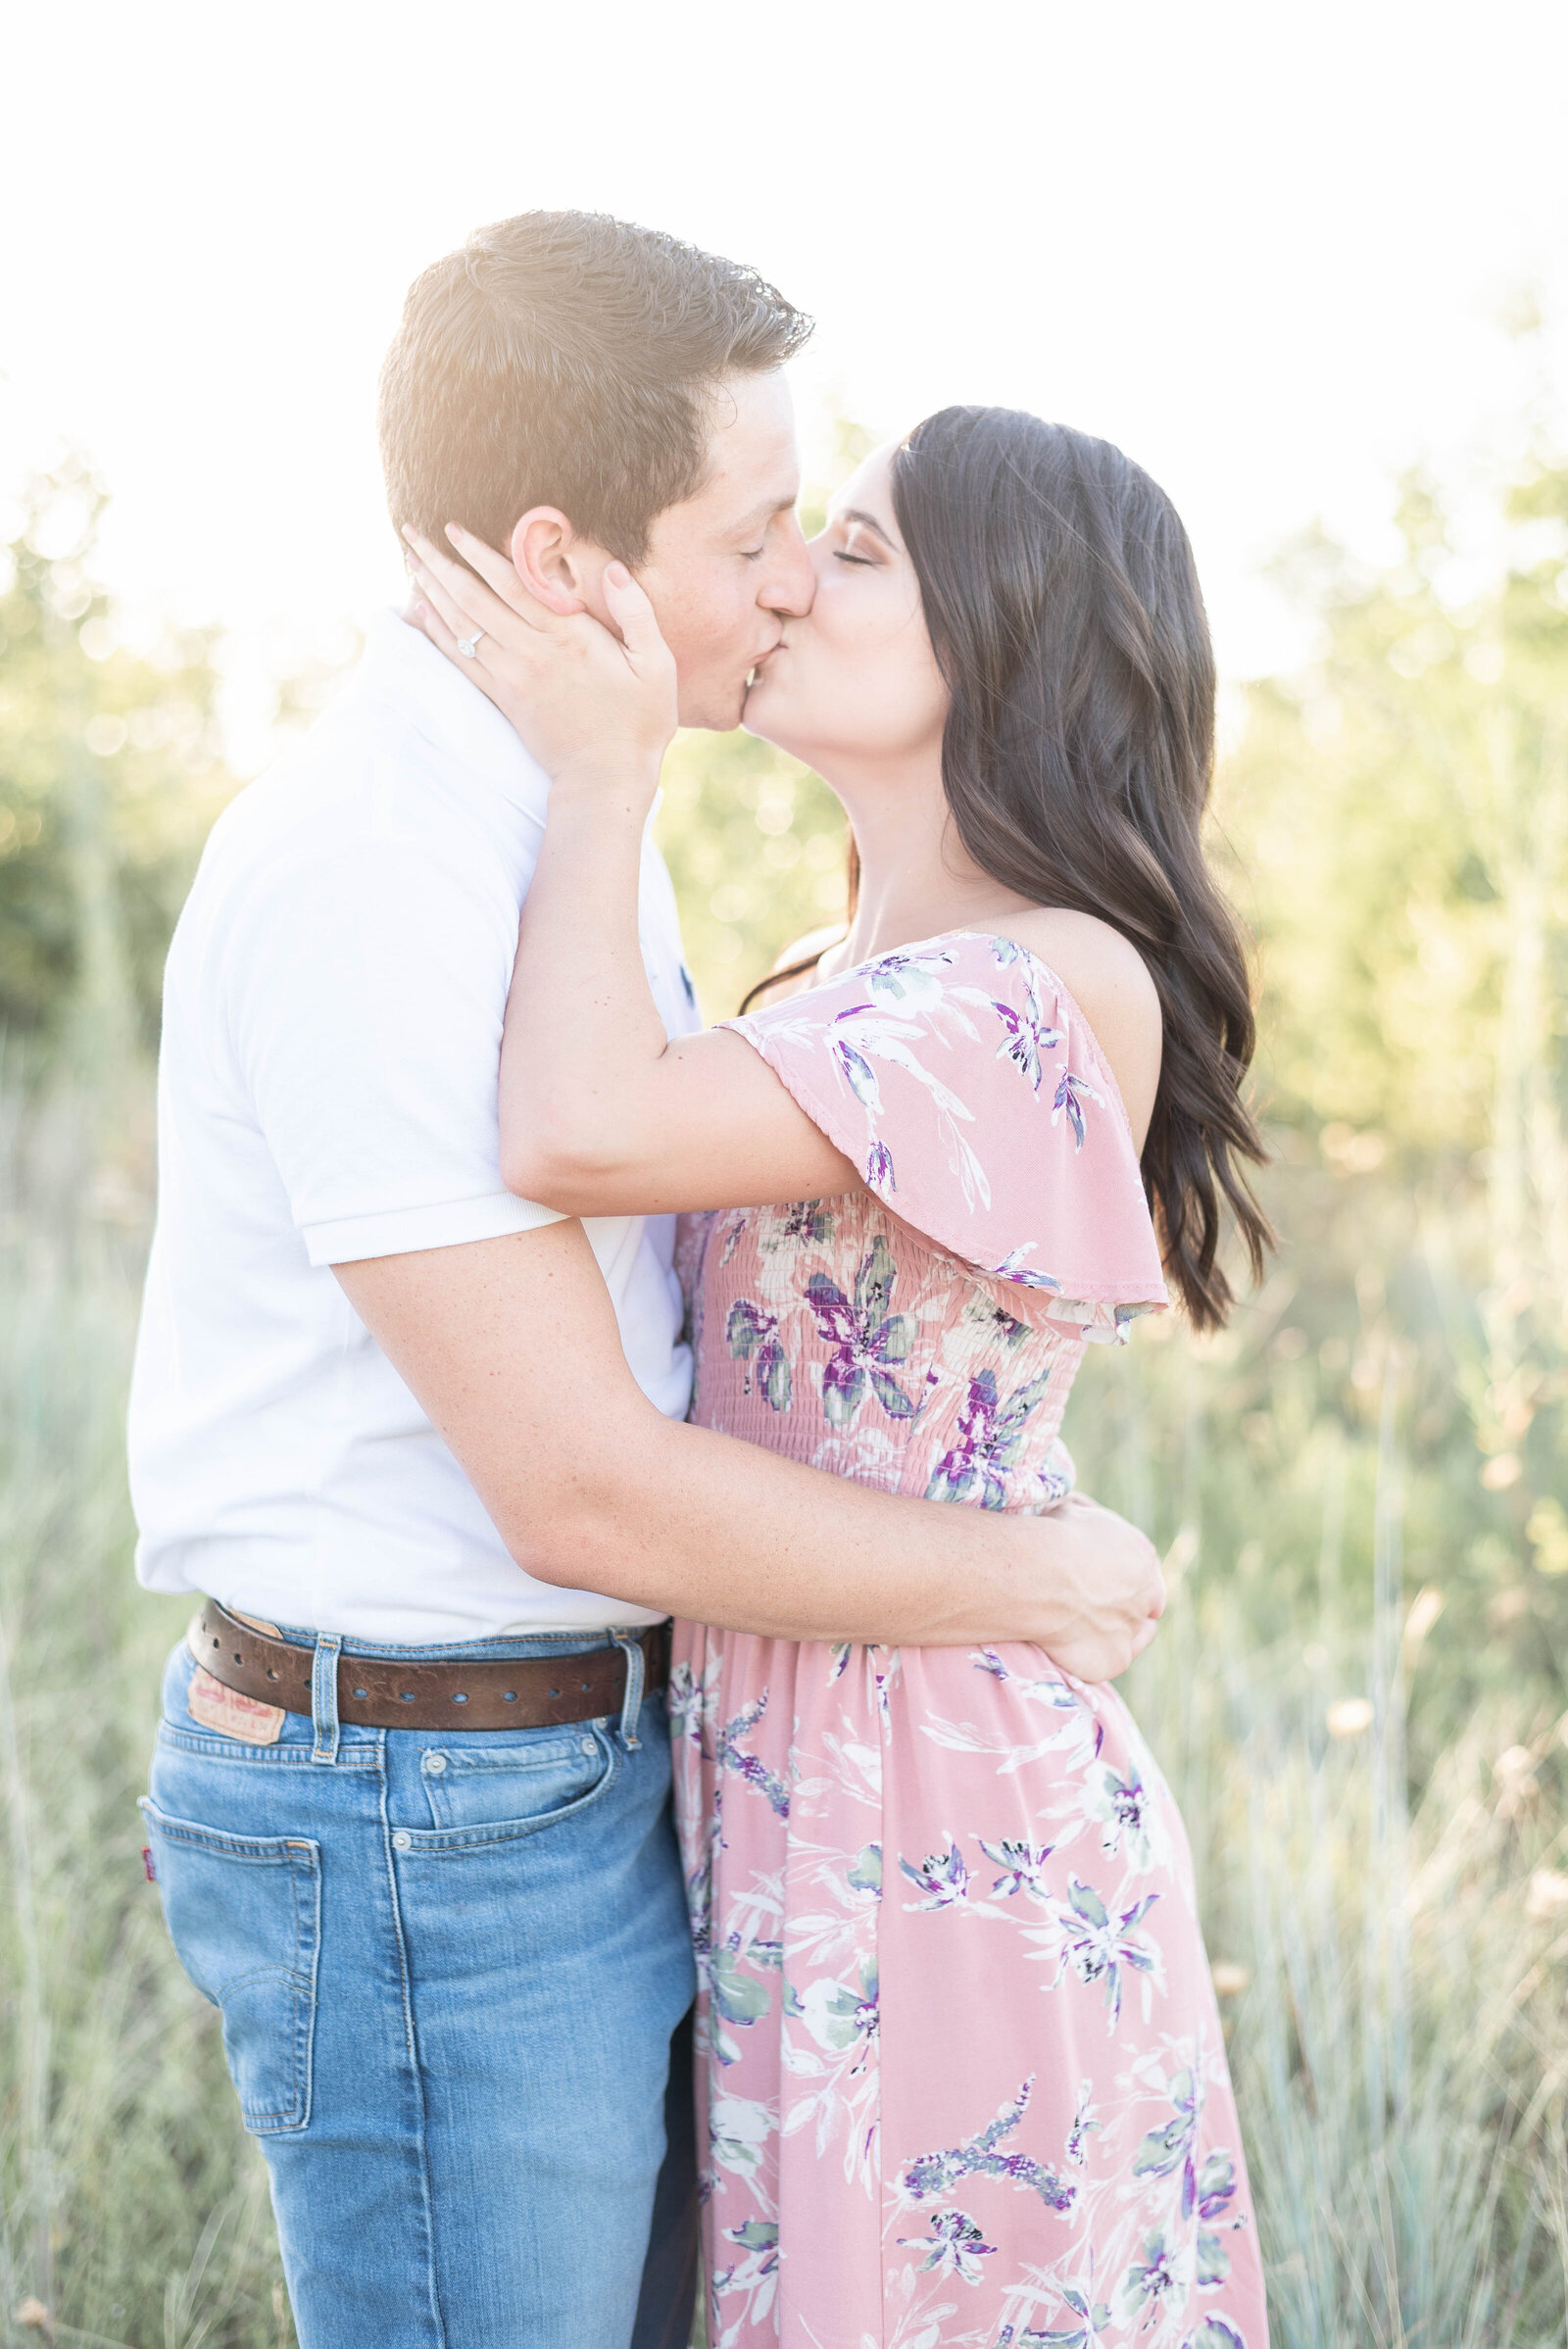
[4,0,1565,768]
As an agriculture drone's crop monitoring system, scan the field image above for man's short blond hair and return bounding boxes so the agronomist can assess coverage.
[378,210,812,565]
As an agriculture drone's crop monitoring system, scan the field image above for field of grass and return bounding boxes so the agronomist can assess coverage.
[2,1053,1565,2348]
[1071,1278,1568,2347]
[4,436,1567,2344]
[0,1073,288,2349]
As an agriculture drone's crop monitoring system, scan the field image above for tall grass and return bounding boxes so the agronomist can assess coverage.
[0,1062,289,2349]
[1068,1176,1568,2347]
[3,1058,1564,2346]
[5,430,1567,2345]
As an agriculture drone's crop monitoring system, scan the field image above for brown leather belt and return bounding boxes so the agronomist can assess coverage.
[193,1598,670,1733]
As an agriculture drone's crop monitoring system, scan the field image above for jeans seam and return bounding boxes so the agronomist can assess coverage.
[288,1844,318,2132]
[379,1743,446,2349]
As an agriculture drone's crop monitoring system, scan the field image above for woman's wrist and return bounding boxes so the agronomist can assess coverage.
[548,749,664,804]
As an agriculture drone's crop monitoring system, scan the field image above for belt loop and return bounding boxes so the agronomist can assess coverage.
[612,1632,646,1751]
[311,1634,343,1764]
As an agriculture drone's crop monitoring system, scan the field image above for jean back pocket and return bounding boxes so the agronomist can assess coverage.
[140,1799,320,2134]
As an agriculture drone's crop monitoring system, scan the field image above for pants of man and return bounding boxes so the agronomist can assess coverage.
[142,1626,698,2349]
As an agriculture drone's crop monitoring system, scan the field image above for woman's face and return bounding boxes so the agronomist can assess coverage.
[741,444,949,778]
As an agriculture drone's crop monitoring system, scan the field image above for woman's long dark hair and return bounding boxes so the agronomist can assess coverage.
[748,407,1270,1330]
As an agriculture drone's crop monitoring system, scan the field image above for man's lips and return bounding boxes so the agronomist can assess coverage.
[746,640,786,690]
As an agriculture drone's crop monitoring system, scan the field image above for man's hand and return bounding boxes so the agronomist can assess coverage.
[1024,1495,1165,1681]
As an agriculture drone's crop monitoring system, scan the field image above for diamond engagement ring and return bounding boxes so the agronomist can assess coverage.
[457,628,486,659]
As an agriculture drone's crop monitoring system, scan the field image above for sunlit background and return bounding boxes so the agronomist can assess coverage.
[6,0,1568,750]
[3,6,1568,2343]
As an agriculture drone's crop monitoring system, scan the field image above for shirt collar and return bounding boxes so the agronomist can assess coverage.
[350,608,551,819]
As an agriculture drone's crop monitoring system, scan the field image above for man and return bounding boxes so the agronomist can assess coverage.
[131,211,1161,2349]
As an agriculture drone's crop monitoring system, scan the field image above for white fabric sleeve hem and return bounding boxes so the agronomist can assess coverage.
[305,1189,564,1267]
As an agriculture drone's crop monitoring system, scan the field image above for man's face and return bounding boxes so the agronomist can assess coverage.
[635,371,815,731]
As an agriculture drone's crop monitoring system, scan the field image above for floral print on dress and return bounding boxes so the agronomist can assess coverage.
[808,1234,921,1427]
[673,932,1266,2347]
[724,931,1168,1343]
[925,1365,1056,1509]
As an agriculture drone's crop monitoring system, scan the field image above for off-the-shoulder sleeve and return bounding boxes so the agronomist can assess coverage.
[722,931,1169,1343]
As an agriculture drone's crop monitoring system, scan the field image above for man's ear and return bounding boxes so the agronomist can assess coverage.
[508,508,610,616]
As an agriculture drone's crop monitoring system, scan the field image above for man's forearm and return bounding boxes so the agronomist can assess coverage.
[493,1408,1069,1647]
[335,1224,1156,1668]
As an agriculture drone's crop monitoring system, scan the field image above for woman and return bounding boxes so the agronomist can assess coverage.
[405,409,1269,2348]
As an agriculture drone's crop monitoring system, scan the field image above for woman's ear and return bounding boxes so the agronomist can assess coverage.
[509,508,605,615]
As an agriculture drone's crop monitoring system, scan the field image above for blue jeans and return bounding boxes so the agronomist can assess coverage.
[142,1624,697,2349]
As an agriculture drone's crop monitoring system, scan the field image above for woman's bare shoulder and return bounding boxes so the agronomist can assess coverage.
[1003,906,1162,1140]
[1004,906,1158,1013]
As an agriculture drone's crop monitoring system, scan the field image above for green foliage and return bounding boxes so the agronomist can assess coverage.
[656,729,847,1016]
[0,459,233,1061]
[1208,441,1568,1720]
[1223,464,1568,1162]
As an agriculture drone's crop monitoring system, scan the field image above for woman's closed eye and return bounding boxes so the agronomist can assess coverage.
[832,517,889,568]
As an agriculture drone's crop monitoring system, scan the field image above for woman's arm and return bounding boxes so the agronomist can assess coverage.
[406,527,860,1216]
[503,787,859,1214]
[396,534,1166,1680]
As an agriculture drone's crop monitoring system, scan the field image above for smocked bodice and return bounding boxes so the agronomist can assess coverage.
[678,931,1169,1512]
[681,1194,1084,1510]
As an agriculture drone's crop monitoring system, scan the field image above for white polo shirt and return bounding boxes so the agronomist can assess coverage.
[127,610,698,1643]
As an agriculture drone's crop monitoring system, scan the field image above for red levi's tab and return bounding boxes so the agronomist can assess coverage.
[141,1845,157,1883]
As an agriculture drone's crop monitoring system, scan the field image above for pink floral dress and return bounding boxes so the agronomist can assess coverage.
[670,933,1267,2349]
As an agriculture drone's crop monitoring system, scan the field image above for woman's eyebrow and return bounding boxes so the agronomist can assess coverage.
[837,507,897,549]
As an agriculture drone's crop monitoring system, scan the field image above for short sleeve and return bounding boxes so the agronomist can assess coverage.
[225,837,562,1266]
[723,931,1168,1342]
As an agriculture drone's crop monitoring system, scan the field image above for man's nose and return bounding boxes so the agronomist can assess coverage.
[763,517,816,618]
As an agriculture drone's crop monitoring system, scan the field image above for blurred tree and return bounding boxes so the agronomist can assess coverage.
[0,457,233,1070]
[1221,456,1567,1165]
[1216,439,1568,1641]
[656,730,847,1015]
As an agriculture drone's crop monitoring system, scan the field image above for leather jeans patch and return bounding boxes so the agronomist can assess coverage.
[186,1666,287,1743]
[187,1611,287,1742]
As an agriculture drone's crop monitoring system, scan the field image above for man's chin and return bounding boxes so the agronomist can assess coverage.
[678,682,752,734]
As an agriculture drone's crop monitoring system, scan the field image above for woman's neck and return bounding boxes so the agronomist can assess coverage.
[835,782,1033,970]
